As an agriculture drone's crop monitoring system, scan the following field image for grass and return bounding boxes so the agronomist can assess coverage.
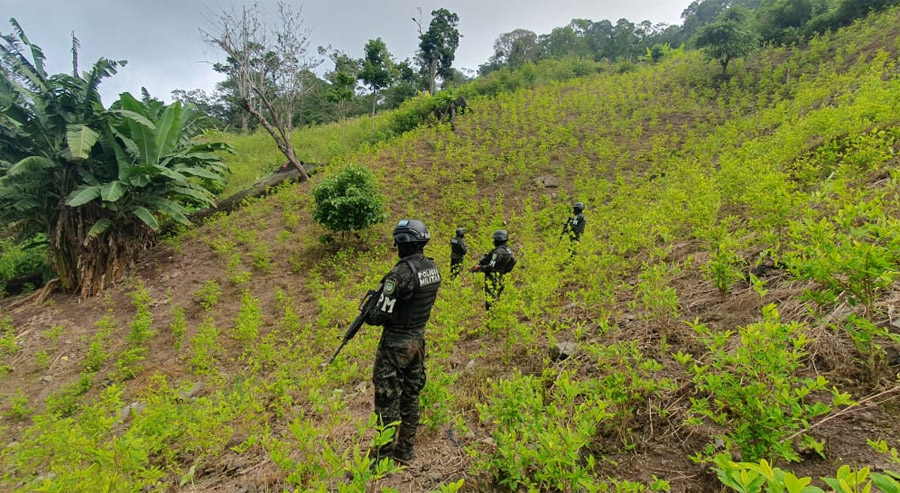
[215,112,394,196]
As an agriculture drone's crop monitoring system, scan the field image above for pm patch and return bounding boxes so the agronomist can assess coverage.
[384,278,396,295]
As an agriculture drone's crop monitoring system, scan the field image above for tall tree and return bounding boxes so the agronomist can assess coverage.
[170,88,229,128]
[383,59,420,108]
[830,0,898,28]
[320,46,360,141]
[358,38,393,134]
[694,7,757,76]
[539,26,582,59]
[755,0,815,45]
[489,29,539,68]
[586,19,615,59]
[610,18,641,60]
[208,19,272,135]
[202,2,317,181]
[417,8,460,94]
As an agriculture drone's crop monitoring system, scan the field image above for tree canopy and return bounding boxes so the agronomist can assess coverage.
[202,1,316,180]
[418,8,461,94]
[694,7,757,76]
[359,38,394,131]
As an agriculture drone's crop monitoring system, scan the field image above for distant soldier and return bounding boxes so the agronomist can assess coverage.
[453,95,470,114]
[449,227,468,279]
[471,230,517,310]
[560,201,586,254]
[364,219,441,464]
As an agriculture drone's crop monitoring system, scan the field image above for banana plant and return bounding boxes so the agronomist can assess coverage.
[1,19,231,296]
[65,92,232,234]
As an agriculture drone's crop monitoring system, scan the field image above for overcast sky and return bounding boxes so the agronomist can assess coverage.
[2,0,688,103]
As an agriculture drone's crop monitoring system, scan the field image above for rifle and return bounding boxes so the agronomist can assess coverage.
[557,219,570,245]
[325,284,383,365]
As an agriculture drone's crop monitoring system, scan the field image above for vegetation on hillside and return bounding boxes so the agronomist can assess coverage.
[1,5,900,493]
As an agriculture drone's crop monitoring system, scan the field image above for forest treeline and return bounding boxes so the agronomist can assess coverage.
[177,0,899,132]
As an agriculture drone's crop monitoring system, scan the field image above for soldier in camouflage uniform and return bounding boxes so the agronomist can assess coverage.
[561,201,586,256]
[562,202,586,242]
[365,219,441,464]
[449,227,468,279]
[471,230,515,310]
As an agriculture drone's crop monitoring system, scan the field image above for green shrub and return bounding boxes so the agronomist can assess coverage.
[116,282,156,380]
[0,317,18,357]
[386,93,440,135]
[170,305,187,351]
[0,236,46,296]
[476,370,611,491]
[45,373,92,418]
[714,453,900,493]
[684,305,851,462]
[311,164,384,239]
[194,280,222,310]
[84,313,115,373]
[235,291,262,346]
[189,317,221,375]
[786,217,900,316]
[6,389,32,419]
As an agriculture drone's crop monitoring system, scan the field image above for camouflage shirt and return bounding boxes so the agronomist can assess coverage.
[478,245,514,275]
[565,213,586,240]
[450,236,468,261]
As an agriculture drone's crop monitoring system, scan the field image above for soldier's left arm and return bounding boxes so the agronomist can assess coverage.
[371,263,420,324]
[366,266,412,326]
[480,251,500,273]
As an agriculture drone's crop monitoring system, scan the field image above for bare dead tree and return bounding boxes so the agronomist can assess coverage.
[201,2,316,181]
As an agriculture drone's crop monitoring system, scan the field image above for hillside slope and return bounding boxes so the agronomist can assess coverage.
[2,8,900,492]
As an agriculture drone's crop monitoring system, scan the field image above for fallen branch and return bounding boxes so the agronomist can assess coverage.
[4,277,60,311]
[161,161,320,234]
[33,278,59,306]
[192,161,319,221]
[2,271,44,296]
[782,384,900,443]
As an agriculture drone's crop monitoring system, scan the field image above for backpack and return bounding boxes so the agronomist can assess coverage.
[499,246,517,274]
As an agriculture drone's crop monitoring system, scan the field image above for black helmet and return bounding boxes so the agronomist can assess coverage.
[492,229,508,244]
[573,201,585,212]
[455,227,465,237]
[393,219,430,245]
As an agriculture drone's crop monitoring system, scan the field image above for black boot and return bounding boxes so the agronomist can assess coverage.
[392,424,416,464]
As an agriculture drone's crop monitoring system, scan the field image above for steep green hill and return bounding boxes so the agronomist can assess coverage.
[2,7,900,492]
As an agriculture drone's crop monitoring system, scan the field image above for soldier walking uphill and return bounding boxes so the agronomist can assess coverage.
[560,201,586,255]
[449,227,468,279]
[471,230,517,310]
[364,219,441,464]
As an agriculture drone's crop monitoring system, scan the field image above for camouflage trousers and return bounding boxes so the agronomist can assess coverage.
[450,258,464,279]
[373,338,426,460]
[484,274,505,310]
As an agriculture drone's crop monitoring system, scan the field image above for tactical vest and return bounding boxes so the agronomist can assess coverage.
[450,237,466,260]
[572,213,586,236]
[486,245,515,273]
[391,255,441,329]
